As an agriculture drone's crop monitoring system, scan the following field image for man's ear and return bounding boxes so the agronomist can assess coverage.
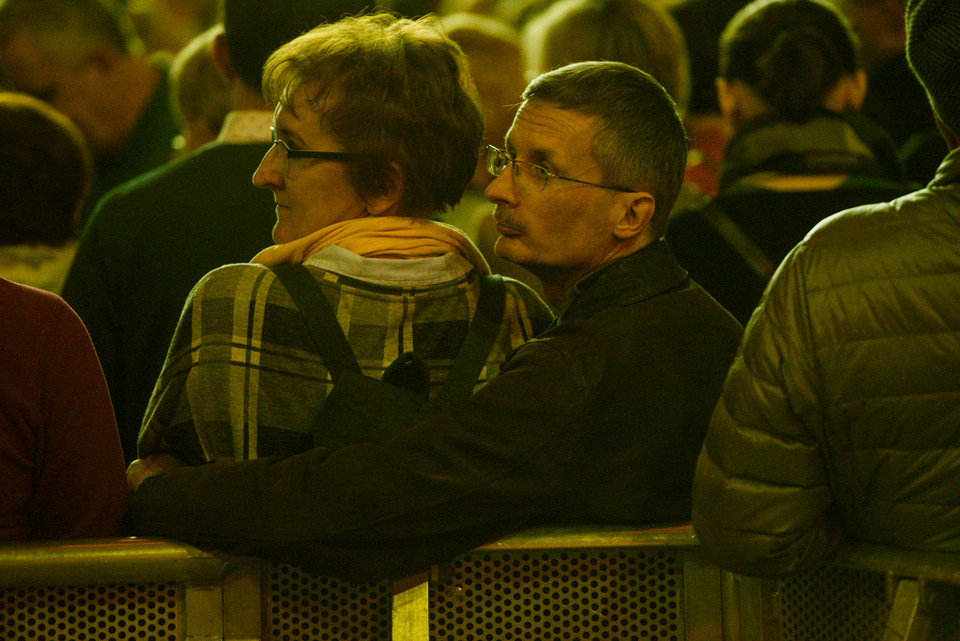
[211,29,236,83]
[716,78,764,130]
[613,191,655,240]
[83,42,122,74]
[824,69,868,112]
[366,163,406,216]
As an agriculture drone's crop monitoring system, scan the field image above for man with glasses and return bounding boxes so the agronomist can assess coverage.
[128,60,742,583]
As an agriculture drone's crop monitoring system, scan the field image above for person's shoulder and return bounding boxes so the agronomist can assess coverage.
[767,184,957,301]
[0,278,88,339]
[801,185,934,250]
[0,278,60,312]
[193,262,272,294]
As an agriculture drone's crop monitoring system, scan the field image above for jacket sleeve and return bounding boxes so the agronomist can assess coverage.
[137,264,323,464]
[129,336,584,573]
[691,244,843,576]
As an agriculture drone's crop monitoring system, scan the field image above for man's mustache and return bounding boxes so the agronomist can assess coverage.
[493,206,523,233]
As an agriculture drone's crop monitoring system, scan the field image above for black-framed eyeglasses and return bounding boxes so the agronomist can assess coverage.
[270,127,352,170]
[485,144,634,192]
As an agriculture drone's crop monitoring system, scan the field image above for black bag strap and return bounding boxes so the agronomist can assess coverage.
[431,272,504,409]
[271,263,361,379]
[271,264,505,408]
[697,200,776,282]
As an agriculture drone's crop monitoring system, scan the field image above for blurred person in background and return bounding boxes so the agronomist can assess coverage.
[669,0,750,197]
[0,92,91,292]
[0,0,179,228]
[834,0,943,184]
[440,12,543,295]
[127,0,219,54]
[168,24,232,156]
[667,0,913,324]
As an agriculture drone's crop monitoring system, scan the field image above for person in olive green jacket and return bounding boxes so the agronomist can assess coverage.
[692,0,960,576]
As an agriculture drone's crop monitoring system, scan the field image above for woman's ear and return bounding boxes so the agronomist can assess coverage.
[612,191,655,241]
[716,77,736,123]
[716,78,764,131]
[366,163,405,216]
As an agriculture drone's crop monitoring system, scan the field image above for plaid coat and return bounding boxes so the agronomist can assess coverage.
[138,247,553,463]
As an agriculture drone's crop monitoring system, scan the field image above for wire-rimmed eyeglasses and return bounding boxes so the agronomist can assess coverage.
[485,144,634,192]
[270,127,351,173]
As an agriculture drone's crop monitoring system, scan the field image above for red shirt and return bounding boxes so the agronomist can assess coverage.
[0,278,128,540]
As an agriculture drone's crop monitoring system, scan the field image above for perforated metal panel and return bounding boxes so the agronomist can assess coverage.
[776,565,888,641]
[429,548,684,640]
[0,584,180,641]
[263,563,392,640]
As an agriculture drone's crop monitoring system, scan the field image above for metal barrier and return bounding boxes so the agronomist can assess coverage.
[0,537,254,640]
[394,524,717,641]
[723,546,960,641]
[2,528,958,641]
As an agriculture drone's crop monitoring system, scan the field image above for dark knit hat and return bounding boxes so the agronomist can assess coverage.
[905,0,960,136]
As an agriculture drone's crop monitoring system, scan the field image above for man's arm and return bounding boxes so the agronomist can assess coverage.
[691,247,843,576]
[129,338,583,568]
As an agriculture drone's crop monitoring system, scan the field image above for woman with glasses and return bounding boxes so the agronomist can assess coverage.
[136,12,553,465]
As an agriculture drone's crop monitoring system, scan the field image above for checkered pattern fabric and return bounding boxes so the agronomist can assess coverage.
[138,261,552,463]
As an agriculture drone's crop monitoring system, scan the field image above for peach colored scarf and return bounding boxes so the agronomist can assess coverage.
[251,216,491,273]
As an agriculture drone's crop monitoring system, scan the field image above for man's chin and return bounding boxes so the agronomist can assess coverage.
[493,235,531,266]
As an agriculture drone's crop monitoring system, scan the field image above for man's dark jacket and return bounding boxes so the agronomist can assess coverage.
[62,142,275,462]
[130,239,743,581]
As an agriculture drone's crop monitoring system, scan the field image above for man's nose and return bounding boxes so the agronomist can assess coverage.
[484,165,518,206]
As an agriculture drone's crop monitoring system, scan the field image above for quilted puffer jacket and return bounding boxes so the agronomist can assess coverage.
[692,146,960,576]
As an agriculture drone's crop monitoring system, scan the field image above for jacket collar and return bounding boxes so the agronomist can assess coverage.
[719,110,905,190]
[930,146,960,188]
[557,238,688,323]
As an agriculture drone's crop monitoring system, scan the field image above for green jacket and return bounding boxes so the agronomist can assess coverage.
[693,147,960,576]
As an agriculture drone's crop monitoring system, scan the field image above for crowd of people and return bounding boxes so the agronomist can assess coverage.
[0,0,957,619]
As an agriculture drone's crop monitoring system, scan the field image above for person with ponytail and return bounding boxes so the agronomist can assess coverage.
[666,0,914,324]
[134,12,553,466]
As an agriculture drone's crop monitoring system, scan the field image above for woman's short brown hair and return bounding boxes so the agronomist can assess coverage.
[262,12,484,218]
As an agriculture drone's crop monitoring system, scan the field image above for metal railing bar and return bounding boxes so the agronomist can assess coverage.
[475,523,698,550]
[0,537,225,588]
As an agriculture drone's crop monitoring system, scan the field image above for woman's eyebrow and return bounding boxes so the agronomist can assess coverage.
[274,125,309,148]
